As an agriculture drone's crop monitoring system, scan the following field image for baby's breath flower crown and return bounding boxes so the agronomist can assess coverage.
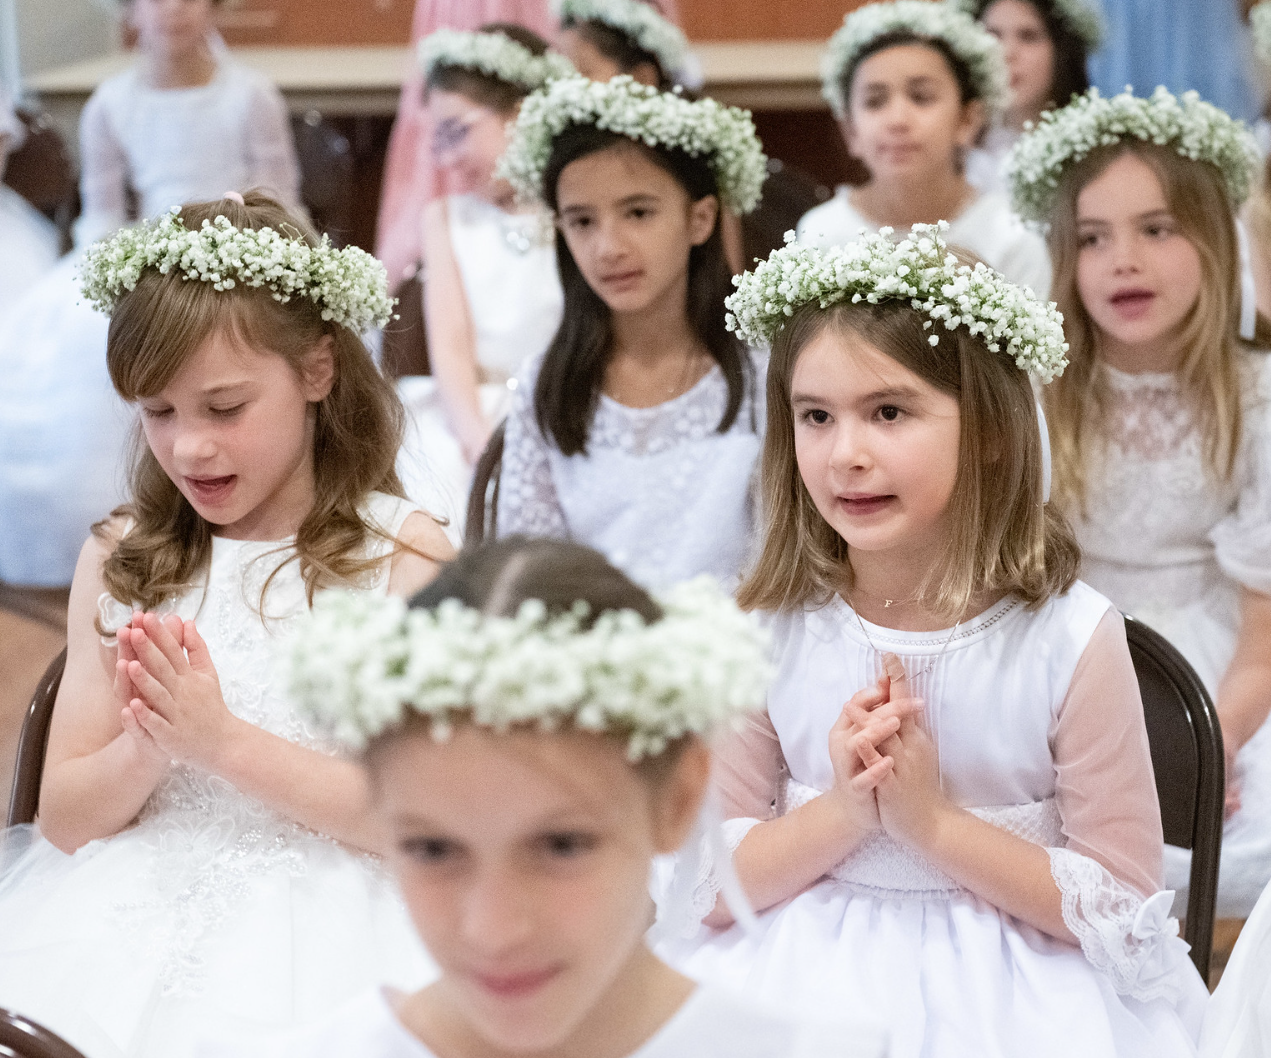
[80,208,395,332]
[726,223,1068,383]
[282,578,772,759]
[418,28,575,90]
[1007,86,1260,225]
[496,74,768,215]
[821,0,1009,120]
[1252,2,1271,67]
[951,0,1104,52]
[556,0,690,79]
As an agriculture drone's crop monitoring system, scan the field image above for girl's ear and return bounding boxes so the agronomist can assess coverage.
[956,98,988,151]
[630,60,662,88]
[688,195,720,248]
[300,335,336,402]
[649,739,712,854]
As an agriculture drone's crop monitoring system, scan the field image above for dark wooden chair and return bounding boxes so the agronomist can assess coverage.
[464,421,506,547]
[291,109,355,247]
[0,1008,86,1058]
[7,649,66,829]
[380,265,430,379]
[3,108,78,252]
[739,157,832,268]
[1125,614,1224,981]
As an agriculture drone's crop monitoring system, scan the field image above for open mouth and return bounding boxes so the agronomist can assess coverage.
[185,475,236,505]
[1108,288,1155,316]
[838,494,896,516]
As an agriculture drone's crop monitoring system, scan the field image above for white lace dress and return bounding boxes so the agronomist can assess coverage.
[1067,357,1271,916]
[496,349,766,590]
[396,193,563,542]
[0,493,435,1058]
[657,583,1210,1057]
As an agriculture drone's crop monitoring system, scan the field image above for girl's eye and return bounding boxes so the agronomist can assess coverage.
[877,405,903,423]
[401,837,458,864]
[1078,231,1102,249]
[539,831,597,858]
[1144,222,1176,239]
[141,406,173,420]
[800,408,831,426]
[909,88,937,105]
[628,206,651,220]
[211,404,244,418]
[563,215,592,232]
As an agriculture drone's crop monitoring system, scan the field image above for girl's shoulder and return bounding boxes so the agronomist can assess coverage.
[794,188,861,250]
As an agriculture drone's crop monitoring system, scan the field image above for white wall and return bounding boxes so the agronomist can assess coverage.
[11,0,117,87]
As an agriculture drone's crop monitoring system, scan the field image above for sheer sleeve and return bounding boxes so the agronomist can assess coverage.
[495,369,569,539]
[75,87,130,246]
[244,78,302,212]
[1212,361,1271,594]
[711,709,785,821]
[1046,608,1197,1003]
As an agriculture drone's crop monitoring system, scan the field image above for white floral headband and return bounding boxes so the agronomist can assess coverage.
[497,74,768,214]
[282,577,772,759]
[951,0,1104,52]
[419,28,575,92]
[1007,86,1260,226]
[726,223,1069,383]
[80,207,396,333]
[821,0,1009,120]
[556,0,690,80]
[1252,2,1271,67]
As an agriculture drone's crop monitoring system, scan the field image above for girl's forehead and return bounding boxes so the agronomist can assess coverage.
[1076,152,1168,219]
[557,142,680,202]
[851,42,960,91]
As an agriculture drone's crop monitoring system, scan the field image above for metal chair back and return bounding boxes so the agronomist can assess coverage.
[464,420,505,547]
[7,649,66,828]
[0,1007,86,1058]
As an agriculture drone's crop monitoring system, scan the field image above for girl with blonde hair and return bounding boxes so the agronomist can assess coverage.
[0,193,452,1058]
[1010,86,1271,916]
[657,225,1207,1055]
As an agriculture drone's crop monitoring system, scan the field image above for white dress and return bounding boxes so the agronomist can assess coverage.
[396,193,563,542]
[496,349,766,590]
[0,89,59,325]
[658,583,1209,1057]
[0,49,301,587]
[1200,874,1271,1056]
[966,124,1020,197]
[198,982,883,1058]
[1068,357,1271,916]
[0,493,435,1058]
[796,187,1052,299]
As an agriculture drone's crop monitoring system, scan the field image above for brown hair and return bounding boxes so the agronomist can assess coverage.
[424,23,552,114]
[738,299,1079,621]
[1045,141,1271,509]
[94,192,425,622]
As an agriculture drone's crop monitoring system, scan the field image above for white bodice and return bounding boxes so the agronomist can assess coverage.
[445,193,563,382]
[497,350,766,589]
[75,51,301,245]
[795,186,1052,299]
[1069,358,1271,684]
[965,124,1020,196]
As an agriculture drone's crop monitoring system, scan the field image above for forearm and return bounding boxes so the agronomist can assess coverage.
[707,794,870,927]
[39,735,169,852]
[211,717,386,853]
[431,340,487,442]
[1217,657,1271,753]
[923,806,1073,943]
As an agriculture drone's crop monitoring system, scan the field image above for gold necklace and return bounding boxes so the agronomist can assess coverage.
[849,596,962,682]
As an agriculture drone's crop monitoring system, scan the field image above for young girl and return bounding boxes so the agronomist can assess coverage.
[396,25,570,534]
[556,0,689,89]
[494,75,769,589]
[1009,86,1271,917]
[206,537,880,1057]
[956,0,1098,194]
[798,0,1052,299]
[0,193,453,1058]
[657,224,1208,1055]
[0,0,301,589]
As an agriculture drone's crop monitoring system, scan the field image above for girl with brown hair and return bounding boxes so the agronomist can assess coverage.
[656,225,1207,1055]
[1010,86,1271,917]
[0,193,452,1058]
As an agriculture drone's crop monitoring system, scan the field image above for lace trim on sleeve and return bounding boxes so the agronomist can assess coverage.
[497,379,569,539]
[1047,846,1187,1003]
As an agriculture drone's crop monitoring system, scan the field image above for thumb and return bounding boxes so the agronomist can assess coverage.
[183,621,216,676]
[882,653,910,702]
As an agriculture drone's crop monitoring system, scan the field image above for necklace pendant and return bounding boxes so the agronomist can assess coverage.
[883,599,894,608]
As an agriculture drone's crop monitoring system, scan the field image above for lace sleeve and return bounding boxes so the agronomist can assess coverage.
[1212,366,1271,594]
[496,373,569,539]
[244,76,302,212]
[75,87,129,246]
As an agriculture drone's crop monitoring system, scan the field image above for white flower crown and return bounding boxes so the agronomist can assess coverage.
[282,577,772,759]
[418,28,575,91]
[1007,86,1260,225]
[80,208,396,332]
[951,0,1104,52]
[497,74,768,215]
[1252,2,1271,67]
[821,0,1008,120]
[556,0,690,79]
[726,223,1069,383]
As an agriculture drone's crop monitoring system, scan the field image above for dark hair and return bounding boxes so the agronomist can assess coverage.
[968,0,1090,106]
[424,22,551,114]
[841,30,981,107]
[561,14,674,90]
[534,125,752,455]
[410,536,662,623]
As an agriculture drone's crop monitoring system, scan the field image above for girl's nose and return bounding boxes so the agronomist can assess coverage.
[460,869,535,956]
[171,426,216,465]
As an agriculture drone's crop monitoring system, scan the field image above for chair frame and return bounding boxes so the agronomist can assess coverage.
[464,420,505,547]
[0,1007,87,1058]
[7,648,66,829]
[1124,615,1224,981]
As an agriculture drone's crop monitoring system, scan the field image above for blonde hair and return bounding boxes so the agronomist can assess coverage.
[738,300,1079,621]
[94,192,423,621]
[1046,141,1271,509]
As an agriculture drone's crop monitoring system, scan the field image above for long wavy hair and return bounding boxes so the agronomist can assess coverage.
[738,299,1079,621]
[1045,141,1271,511]
[94,192,422,622]
[534,125,752,456]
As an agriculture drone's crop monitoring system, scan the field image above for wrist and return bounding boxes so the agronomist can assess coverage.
[204,714,254,780]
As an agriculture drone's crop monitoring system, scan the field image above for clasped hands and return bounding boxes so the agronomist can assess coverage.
[826,653,953,852]
[114,611,235,772]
